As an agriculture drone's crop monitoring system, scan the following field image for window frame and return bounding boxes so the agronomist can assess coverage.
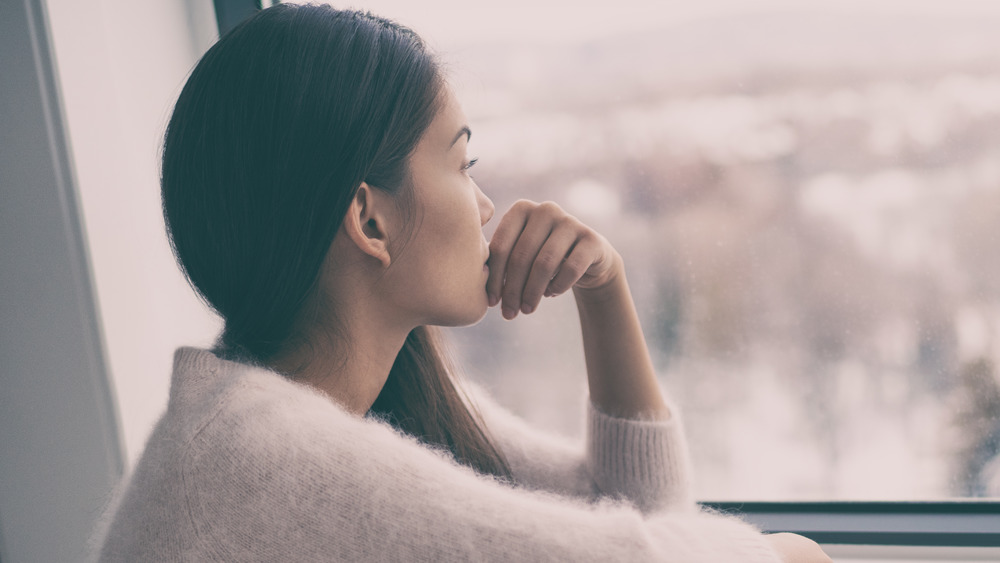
[703,501,1000,547]
[213,0,264,36]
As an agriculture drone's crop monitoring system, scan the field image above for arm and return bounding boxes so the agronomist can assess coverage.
[482,200,830,562]
[182,383,782,562]
[484,200,682,510]
[486,200,667,421]
[573,259,670,421]
[466,379,693,512]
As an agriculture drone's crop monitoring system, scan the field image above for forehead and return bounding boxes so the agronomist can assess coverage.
[420,86,468,149]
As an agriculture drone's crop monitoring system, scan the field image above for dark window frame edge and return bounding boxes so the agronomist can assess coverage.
[213,0,262,37]
[702,501,1000,547]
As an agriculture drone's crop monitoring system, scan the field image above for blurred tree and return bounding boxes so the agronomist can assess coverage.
[952,358,1000,496]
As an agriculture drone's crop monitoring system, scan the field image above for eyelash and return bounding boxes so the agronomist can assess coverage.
[462,157,479,171]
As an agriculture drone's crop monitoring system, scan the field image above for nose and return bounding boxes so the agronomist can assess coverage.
[477,185,494,226]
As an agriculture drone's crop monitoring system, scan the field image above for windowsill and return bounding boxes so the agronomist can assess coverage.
[823,544,1000,562]
[702,501,1000,549]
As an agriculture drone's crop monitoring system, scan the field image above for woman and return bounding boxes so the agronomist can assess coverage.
[97,4,829,561]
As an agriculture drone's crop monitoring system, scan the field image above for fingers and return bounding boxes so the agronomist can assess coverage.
[488,200,602,319]
[498,205,557,318]
[486,201,531,307]
[519,224,579,313]
[545,233,599,296]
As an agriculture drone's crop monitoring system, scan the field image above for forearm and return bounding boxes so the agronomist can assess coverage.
[573,257,670,420]
[485,200,671,420]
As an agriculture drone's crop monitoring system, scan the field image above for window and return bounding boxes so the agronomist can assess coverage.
[277,0,1000,504]
[374,2,1000,551]
[49,0,998,554]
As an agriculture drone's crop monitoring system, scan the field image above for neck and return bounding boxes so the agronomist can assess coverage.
[272,293,412,416]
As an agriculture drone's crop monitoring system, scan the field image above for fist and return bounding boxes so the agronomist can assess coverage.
[486,200,620,319]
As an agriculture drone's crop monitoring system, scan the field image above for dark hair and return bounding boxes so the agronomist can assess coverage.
[162,4,510,479]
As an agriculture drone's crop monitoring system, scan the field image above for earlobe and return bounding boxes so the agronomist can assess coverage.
[343,183,392,268]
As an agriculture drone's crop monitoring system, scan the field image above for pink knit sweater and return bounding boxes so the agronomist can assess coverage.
[97,347,780,561]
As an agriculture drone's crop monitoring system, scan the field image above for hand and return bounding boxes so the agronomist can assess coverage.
[486,200,621,319]
[765,533,833,563]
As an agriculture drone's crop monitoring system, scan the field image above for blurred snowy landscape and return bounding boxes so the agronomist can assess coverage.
[439,10,1000,500]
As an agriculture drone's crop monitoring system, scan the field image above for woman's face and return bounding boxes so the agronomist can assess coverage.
[385,86,496,327]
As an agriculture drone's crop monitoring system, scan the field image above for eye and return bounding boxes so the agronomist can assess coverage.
[462,157,479,171]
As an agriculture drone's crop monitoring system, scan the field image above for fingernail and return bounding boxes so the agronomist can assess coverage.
[522,304,534,314]
[502,306,516,319]
[488,294,498,307]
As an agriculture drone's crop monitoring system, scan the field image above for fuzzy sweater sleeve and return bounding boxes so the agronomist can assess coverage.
[466,381,694,513]
[170,379,774,561]
[99,352,779,562]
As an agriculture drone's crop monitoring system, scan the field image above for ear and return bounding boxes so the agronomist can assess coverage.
[342,182,392,268]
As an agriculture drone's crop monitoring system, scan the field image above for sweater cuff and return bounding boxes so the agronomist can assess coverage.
[657,511,783,563]
[586,401,695,513]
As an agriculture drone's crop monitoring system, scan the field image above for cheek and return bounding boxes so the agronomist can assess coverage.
[405,185,485,287]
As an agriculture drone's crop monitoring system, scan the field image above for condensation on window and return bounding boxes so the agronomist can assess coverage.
[429,4,1000,500]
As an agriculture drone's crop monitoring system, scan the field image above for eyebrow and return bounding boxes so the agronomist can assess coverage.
[450,126,471,147]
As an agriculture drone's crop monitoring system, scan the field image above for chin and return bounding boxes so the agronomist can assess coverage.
[464,303,490,326]
[455,304,491,327]
[430,296,490,328]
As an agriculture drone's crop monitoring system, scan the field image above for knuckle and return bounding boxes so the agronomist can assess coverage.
[510,246,535,265]
[557,214,578,229]
[551,279,573,294]
[538,201,563,217]
[488,237,508,254]
[548,277,569,292]
[577,229,598,244]
[535,252,560,271]
[565,257,589,276]
[512,199,536,212]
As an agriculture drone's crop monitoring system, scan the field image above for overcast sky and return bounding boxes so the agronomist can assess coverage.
[288,0,1000,48]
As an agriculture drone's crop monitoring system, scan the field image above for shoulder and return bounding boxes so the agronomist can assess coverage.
[170,348,426,472]
[102,348,391,560]
[167,349,475,559]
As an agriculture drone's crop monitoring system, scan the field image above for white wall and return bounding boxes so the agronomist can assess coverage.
[45,0,223,464]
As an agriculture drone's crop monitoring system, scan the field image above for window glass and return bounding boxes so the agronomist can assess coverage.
[306,0,1000,500]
